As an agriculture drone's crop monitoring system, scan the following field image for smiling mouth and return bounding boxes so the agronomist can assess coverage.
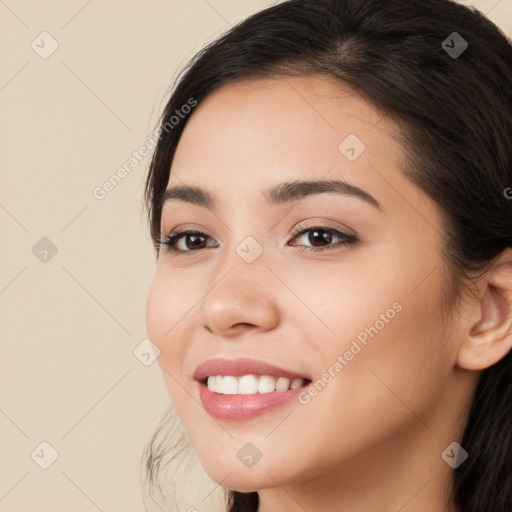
[201,375,312,395]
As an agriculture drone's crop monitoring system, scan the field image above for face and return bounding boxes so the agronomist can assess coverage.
[146,76,461,493]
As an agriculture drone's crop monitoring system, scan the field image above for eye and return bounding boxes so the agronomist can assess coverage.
[158,223,358,255]
[289,223,358,253]
[158,229,217,255]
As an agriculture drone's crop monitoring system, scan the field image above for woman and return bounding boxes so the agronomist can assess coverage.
[142,0,512,510]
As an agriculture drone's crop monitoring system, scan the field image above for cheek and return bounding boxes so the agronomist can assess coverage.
[145,267,190,378]
[317,277,451,446]
[298,263,452,452]
[145,271,168,348]
[318,244,452,390]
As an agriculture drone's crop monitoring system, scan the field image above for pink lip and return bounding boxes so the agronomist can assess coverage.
[197,380,308,420]
[193,357,311,381]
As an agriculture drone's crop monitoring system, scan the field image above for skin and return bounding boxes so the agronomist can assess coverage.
[146,75,512,512]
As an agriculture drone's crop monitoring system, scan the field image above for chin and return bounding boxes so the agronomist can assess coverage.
[198,452,302,493]
[206,471,268,494]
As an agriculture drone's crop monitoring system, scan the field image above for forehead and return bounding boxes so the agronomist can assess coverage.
[173,75,387,165]
[167,75,410,212]
[192,75,383,128]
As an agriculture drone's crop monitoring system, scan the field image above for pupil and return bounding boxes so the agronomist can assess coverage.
[189,234,204,248]
[310,229,331,246]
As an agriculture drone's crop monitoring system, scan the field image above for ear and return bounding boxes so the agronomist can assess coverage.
[456,248,512,371]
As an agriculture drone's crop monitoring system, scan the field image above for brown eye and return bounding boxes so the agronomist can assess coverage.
[159,230,217,254]
[290,225,357,253]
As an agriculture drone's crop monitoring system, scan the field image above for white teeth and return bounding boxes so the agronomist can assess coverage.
[290,378,303,390]
[205,374,307,394]
[275,377,290,391]
[239,375,259,394]
[222,376,238,394]
[258,375,276,394]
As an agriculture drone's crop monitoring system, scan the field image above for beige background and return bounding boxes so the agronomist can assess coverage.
[1,1,511,511]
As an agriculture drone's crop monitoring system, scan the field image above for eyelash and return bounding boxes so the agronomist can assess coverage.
[157,223,357,256]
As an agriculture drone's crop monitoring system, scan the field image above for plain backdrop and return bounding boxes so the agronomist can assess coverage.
[1,1,511,511]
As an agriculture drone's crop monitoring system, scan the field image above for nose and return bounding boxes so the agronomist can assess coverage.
[195,251,280,338]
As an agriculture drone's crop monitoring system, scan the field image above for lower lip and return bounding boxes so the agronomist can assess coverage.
[197,380,308,420]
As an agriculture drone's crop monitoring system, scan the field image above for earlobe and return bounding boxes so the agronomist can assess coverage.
[456,251,512,371]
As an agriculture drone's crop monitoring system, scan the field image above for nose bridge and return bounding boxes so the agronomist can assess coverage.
[215,229,270,300]
[195,229,279,335]
[220,207,271,267]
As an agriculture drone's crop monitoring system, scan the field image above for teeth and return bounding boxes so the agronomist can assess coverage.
[239,375,259,394]
[205,374,307,394]
[275,377,290,391]
[222,376,238,394]
[290,378,303,390]
[258,375,277,394]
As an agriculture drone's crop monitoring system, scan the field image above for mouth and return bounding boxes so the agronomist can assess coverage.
[193,358,312,420]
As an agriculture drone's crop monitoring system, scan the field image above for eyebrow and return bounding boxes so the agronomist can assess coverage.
[159,178,382,212]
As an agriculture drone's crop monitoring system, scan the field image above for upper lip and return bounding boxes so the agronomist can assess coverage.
[193,357,312,382]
